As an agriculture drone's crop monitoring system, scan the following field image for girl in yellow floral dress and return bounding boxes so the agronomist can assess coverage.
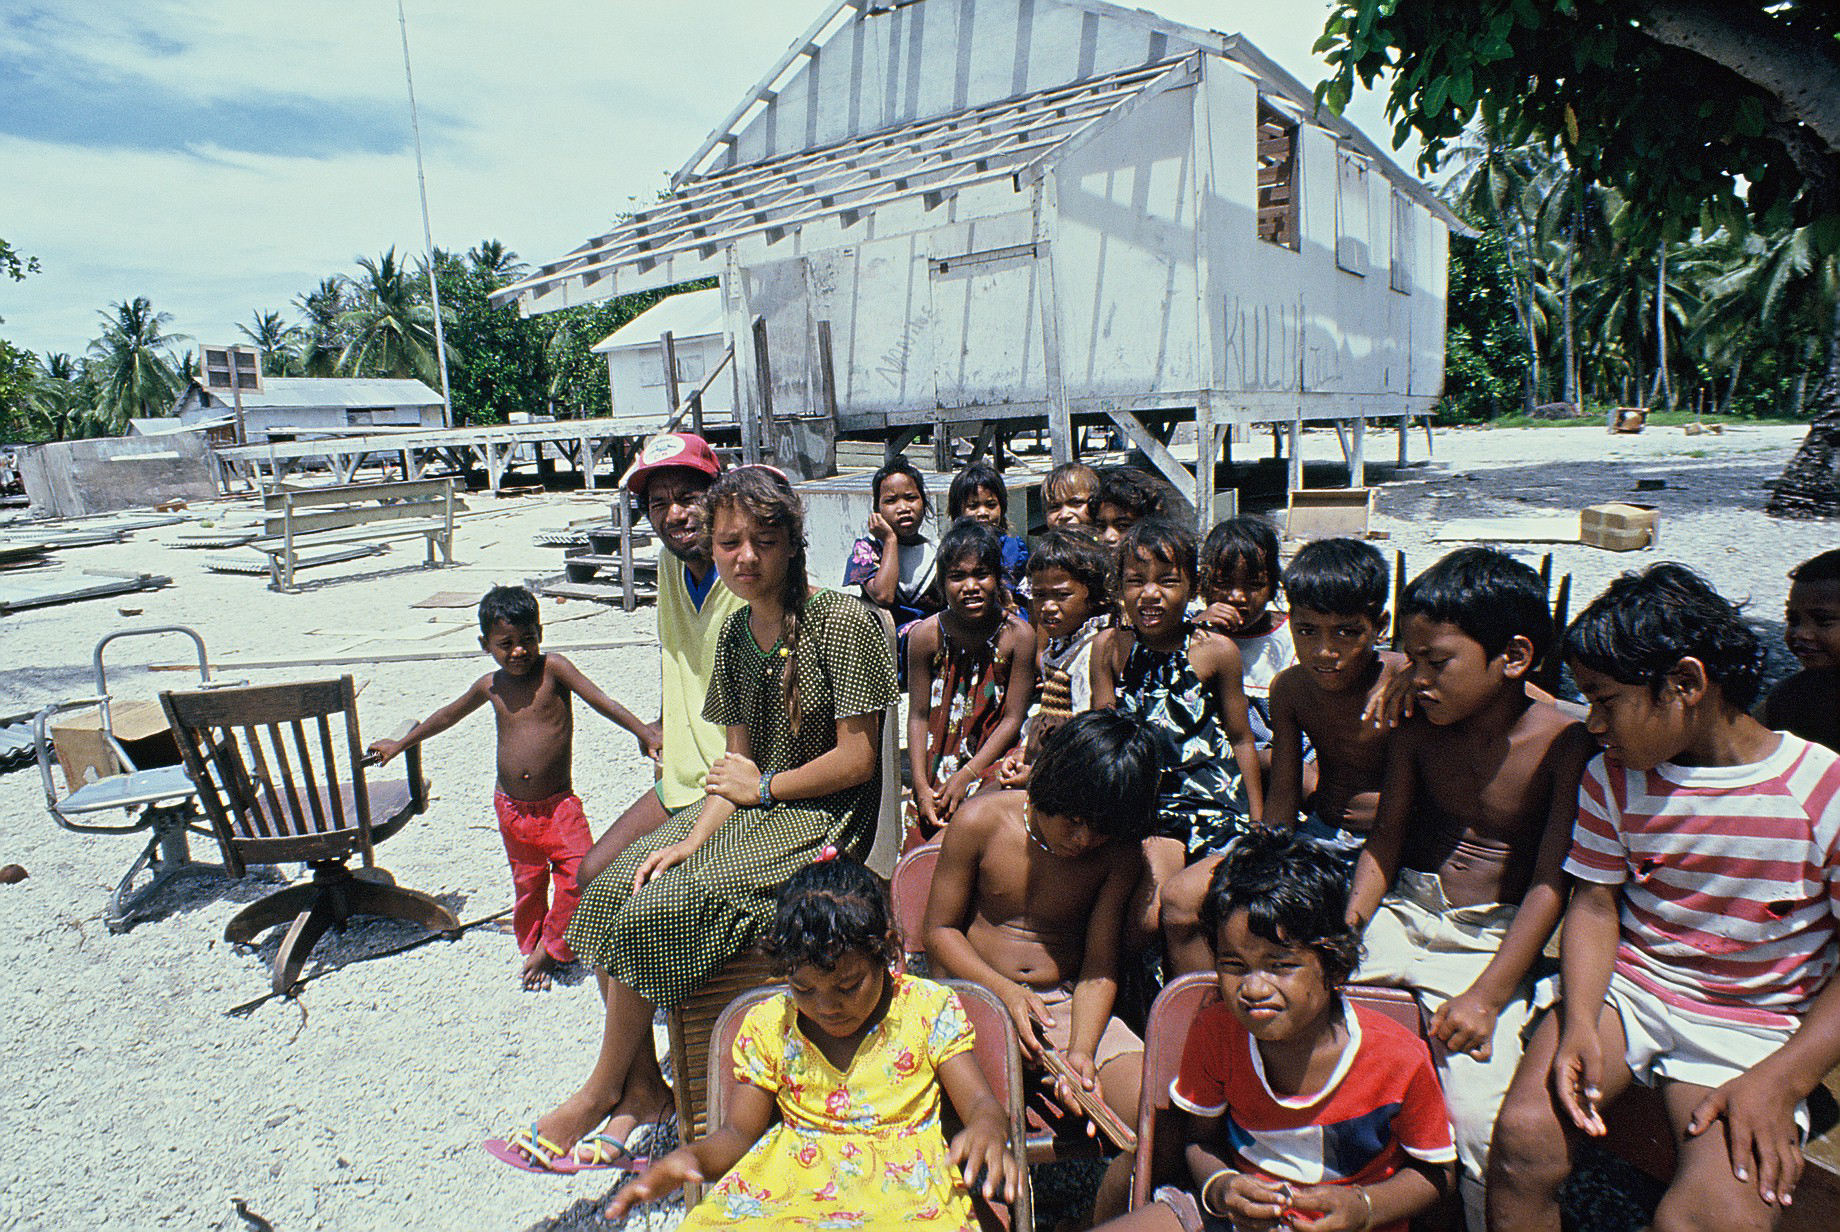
[606,856,1019,1229]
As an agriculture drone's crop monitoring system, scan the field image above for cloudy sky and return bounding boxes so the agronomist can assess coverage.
[0,0,1412,360]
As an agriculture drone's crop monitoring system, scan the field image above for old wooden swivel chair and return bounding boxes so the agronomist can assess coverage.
[160,676,460,994]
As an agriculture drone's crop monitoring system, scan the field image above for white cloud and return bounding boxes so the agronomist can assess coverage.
[0,0,1412,360]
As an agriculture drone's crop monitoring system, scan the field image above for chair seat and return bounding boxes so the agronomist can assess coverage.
[58,765,197,816]
[235,778,413,843]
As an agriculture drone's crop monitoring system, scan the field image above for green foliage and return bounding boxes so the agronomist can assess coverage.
[1440,232,1530,422]
[338,248,446,386]
[0,237,37,287]
[430,246,545,426]
[87,297,185,431]
[543,279,718,419]
[1319,1,1840,250]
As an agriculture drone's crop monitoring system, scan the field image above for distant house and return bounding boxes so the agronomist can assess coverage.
[168,377,445,439]
[592,289,735,423]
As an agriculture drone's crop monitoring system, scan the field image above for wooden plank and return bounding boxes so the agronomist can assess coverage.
[264,478,453,510]
[262,498,453,537]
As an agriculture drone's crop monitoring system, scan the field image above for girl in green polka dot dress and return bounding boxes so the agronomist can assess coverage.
[506,466,901,1172]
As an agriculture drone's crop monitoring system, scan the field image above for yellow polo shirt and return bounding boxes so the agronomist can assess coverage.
[656,559,746,811]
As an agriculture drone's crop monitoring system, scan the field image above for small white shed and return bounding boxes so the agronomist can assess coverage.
[497,0,1465,519]
[591,289,737,423]
[171,377,445,438]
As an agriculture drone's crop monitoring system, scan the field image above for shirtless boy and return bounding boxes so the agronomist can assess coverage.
[1758,547,1840,752]
[925,710,1159,1220]
[1346,547,1593,1230]
[370,585,660,989]
[1161,537,1406,973]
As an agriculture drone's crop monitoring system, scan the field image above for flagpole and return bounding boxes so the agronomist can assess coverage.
[397,0,454,429]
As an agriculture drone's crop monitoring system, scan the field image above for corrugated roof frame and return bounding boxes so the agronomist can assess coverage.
[494,57,1185,311]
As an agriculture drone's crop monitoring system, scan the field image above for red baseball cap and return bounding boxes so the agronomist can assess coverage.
[622,432,722,495]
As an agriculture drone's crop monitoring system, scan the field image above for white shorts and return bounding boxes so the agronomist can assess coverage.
[1600,969,1809,1133]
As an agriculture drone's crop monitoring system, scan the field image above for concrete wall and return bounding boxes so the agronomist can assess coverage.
[20,433,220,518]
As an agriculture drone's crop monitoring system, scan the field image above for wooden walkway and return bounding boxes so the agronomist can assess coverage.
[211,414,735,491]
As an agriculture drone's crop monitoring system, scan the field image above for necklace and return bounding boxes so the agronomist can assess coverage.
[1023,801,1056,856]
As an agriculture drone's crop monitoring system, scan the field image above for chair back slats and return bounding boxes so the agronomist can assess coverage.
[241,724,289,834]
[288,719,330,831]
[162,676,381,866]
[1131,972,1219,1210]
[316,714,345,828]
[264,722,309,831]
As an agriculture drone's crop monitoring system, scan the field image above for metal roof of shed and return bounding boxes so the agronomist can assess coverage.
[189,377,442,409]
[592,288,727,354]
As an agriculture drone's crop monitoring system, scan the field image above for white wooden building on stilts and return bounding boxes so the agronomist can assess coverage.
[496,0,1463,526]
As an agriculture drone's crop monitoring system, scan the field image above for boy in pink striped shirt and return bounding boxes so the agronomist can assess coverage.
[1489,564,1840,1230]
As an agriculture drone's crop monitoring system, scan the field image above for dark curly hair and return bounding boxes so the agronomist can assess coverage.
[1027,710,1161,840]
[760,856,901,975]
[1402,546,1552,664]
[1116,517,1198,589]
[1565,562,1767,709]
[478,584,539,634]
[1199,515,1281,600]
[1026,526,1112,613]
[1200,828,1363,985]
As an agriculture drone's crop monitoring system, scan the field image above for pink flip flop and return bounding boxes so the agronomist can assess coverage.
[483,1125,569,1174]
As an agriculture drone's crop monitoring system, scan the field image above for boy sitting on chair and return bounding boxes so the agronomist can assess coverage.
[1344,548,1594,1229]
[925,709,1160,1222]
[369,585,660,989]
[1489,565,1840,1229]
[1161,537,1407,974]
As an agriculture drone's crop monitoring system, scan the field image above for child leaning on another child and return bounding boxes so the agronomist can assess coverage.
[1345,547,1594,1229]
[1489,563,1840,1228]
[996,526,1113,789]
[606,855,1019,1229]
[367,585,661,990]
[906,519,1037,837]
[1161,537,1407,975]
[1094,829,1455,1232]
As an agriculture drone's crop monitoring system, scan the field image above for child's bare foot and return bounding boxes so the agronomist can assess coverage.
[521,948,560,991]
[595,1075,675,1151]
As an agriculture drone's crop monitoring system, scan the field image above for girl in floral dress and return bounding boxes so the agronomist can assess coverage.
[606,857,1019,1229]
[904,520,1036,838]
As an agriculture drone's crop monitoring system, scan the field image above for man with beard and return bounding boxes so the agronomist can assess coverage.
[576,433,744,888]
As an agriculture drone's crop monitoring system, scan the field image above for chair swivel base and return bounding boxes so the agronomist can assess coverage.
[107,803,224,935]
[224,860,461,995]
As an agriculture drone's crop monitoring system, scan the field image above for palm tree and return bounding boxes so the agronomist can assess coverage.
[467,240,526,288]
[29,352,97,441]
[87,297,185,432]
[337,249,447,384]
[238,310,305,376]
[296,278,350,377]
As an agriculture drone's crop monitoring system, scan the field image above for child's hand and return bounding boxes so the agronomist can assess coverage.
[1361,666,1417,729]
[1686,1064,1806,1207]
[1430,989,1503,1060]
[1048,1048,1100,1128]
[936,767,976,820]
[1195,601,1244,635]
[913,781,939,830]
[634,721,664,763]
[994,747,1031,788]
[366,738,403,766]
[1281,1182,1372,1231]
[1210,1172,1292,1229]
[604,1149,704,1221]
[866,511,896,543]
[633,840,696,891]
[947,1114,1020,1205]
[705,752,763,807]
[1553,1026,1608,1137]
[999,986,1054,1060]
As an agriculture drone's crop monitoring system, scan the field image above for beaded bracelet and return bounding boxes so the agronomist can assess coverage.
[758,772,775,808]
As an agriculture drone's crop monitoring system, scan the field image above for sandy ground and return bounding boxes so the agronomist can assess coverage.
[0,422,1833,1232]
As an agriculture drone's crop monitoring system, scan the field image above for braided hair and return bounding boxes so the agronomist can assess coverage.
[704,466,812,732]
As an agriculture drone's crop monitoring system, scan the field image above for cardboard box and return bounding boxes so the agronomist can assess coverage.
[1581,503,1659,551]
[50,700,180,786]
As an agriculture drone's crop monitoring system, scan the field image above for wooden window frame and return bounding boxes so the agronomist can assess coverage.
[1256,101,1300,251]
